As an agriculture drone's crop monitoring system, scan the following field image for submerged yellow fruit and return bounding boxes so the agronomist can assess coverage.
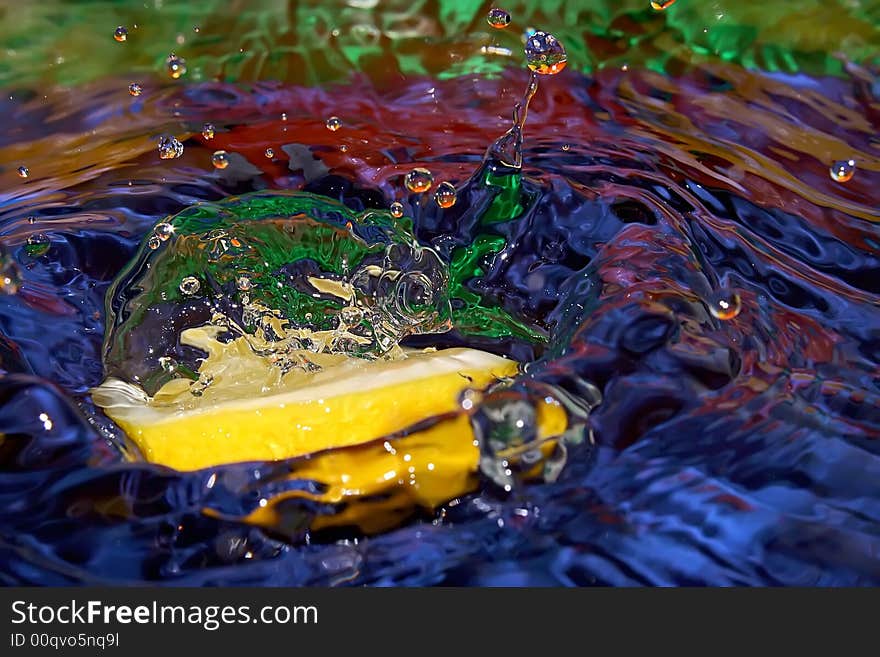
[92,326,568,532]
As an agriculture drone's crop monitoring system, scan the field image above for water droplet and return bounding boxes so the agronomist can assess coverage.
[487,8,511,29]
[27,216,35,225]
[166,53,187,79]
[211,150,229,169]
[202,123,215,140]
[128,83,142,97]
[159,356,178,373]
[26,234,50,258]
[0,256,22,294]
[707,289,742,320]
[404,168,434,193]
[281,113,288,121]
[562,143,570,151]
[236,276,252,292]
[525,31,567,75]
[193,26,201,33]
[325,116,342,131]
[650,0,677,9]
[154,222,174,241]
[114,26,128,42]
[17,166,29,179]
[264,148,275,159]
[830,159,856,183]
[390,201,404,218]
[147,235,161,250]
[158,135,184,160]
[434,181,457,208]
[179,276,200,296]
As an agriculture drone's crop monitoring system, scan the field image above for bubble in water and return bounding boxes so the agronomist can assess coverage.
[114,26,128,42]
[154,223,174,241]
[158,136,184,160]
[434,181,457,209]
[707,289,742,320]
[264,148,275,159]
[830,159,856,183]
[26,234,50,258]
[179,276,200,296]
[211,151,229,169]
[0,256,22,294]
[487,8,511,28]
[525,31,567,75]
[17,166,29,179]
[389,201,404,218]
[202,123,215,140]
[128,83,143,97]
[325,116,342,132]
[650,0,677,9]
[166,53,187,79]
[404,168,434,193]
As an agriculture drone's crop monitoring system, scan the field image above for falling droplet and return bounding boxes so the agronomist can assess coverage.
[211,151,229,169]
[147,235,161,250]
[404,168,434,193]
[26,234,50,258]
[487,8,511,29]
[114,26,128,42]
[434,181,457,208]
[17,166,29,179]
[0,255,22,294]
[281,113,288,121]
[202,123,215,140]
[650,0,677,9]
[179,276,200,296]
[707,289,742,320]
[154,223,174,241]
[525,30,567,75]
[158,136,184,160]
[390,201,404,218]
[166,53,187,79]
[325,116,342,132]
[264,148,275,159]
[128,83,143,97]
[830,159,856,183]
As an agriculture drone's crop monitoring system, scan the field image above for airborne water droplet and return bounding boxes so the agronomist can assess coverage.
[166,53,187,79]
[404,168,434,193]
[26,234,50,258]
[154,223,174,241]
[487,8,511,29]
[202,123,215,140]
[265,148,275,159]
[707,289,742,320]
[17,166,29,179]
[114,26,128,42]
[389,201,404,218]
[128,83,143,97]
[158,136,184,160]
[211,151,229,169]
[179,276,200,296]
[830,159,855,183]
[148,235,161,250]
[434,181,457,209]
[325,116,342,132]
[525,31,567,75]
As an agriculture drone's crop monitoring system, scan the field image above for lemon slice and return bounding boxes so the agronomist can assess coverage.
[92,326,568,532]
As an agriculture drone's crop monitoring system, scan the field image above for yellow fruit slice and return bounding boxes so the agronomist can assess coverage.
[92,326,569,532]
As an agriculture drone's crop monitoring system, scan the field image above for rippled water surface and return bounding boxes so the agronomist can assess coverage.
[1,0,880,585]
